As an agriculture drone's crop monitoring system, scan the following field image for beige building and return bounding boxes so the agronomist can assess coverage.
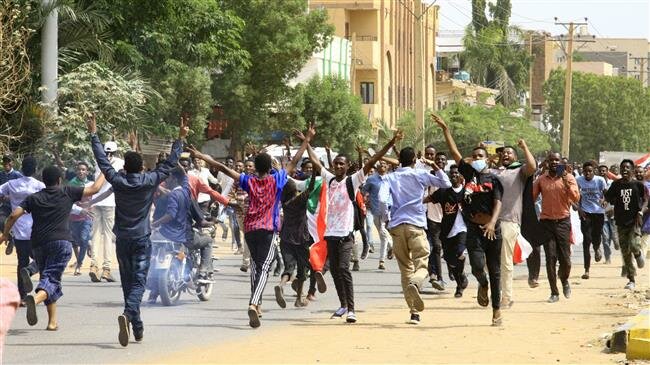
[310,0,439,130]
[562,33,650,86]
[571,61,614,76]
[436,77,499,108]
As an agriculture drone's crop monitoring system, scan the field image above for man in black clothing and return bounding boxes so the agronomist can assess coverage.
[427,165,469,298]
[605,159,647,290]
[87,115,187,346]
[434,114,504,326]
[0,166,104,330]
[274,176,317,308]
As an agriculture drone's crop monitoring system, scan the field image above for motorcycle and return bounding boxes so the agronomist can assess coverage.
[149,228,215,306]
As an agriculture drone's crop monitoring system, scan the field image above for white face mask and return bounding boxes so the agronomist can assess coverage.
[471,159,487,172]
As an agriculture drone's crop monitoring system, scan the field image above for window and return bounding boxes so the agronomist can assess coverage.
[360,82,375,104]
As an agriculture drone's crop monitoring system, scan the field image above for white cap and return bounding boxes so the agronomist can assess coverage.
[104,141,118,153]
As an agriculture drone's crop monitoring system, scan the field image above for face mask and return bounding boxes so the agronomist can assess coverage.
[471,159,487,172]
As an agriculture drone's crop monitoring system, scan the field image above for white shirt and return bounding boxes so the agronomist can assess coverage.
[93,157,124,207]
[322,169,366,237]
[0,177,45,240]
[447,186,467,238]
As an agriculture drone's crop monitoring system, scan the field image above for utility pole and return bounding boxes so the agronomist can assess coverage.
[432,5,439,114]
[41,0,58,115]
[554,18,591,159]
[414,0,424,150]
[528,32,533,117]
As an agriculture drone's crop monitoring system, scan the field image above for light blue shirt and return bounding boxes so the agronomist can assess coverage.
[386,167,451,229]
[576,175,606,214]
[0,176,45,240]
[362,173,391,216]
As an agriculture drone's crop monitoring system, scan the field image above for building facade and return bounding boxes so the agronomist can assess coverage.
[310,0,439,130]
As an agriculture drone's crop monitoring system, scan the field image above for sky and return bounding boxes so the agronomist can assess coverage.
[433,0,650,40]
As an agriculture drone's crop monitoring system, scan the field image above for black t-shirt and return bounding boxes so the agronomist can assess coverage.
[605,179,646,227]
[458,160,503,219]
[431,187,465,238]
[20,186,84,248]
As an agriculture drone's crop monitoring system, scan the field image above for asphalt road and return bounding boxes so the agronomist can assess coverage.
[4,216,590,364]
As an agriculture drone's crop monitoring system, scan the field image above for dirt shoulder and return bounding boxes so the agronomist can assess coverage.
[148,257,648,365]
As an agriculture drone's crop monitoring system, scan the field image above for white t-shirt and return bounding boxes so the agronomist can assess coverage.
[447,186,467,238]
[322,169,366,237]
[93,157,124,207]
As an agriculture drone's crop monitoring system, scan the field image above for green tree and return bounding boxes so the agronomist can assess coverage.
[543,69,650,161]
[462,0,530,106]
[41,62,164,162]
[380,103,551,156]
[286,76,370,154]
[213,0,334,154]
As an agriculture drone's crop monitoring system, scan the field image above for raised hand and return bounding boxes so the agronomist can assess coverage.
[517,139,528,150]
[179,116,190,139]
[305,122,316,141]
[355,142,364,154]
[86,113,97,134]
[393,129,404,142]
[186,144,204,160]
[431,113,447,130]
[292,129,306,142]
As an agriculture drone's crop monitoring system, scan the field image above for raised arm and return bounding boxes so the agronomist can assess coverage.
[432,113,462,164]
[363,130,404,175]
[82,173,106,197]
[518,139,537,177]
[188,146,240,182]
[287,126,314,176]
[324,142,333,171]
[87,114,119,183]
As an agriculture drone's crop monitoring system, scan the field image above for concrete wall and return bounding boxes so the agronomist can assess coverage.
[572,61,613,76]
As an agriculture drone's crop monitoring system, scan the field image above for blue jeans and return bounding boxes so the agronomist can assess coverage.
[70,220,92,268]
[32,240,73,305]
[116,236,152,331]
[602,219,615,260]
[227,207,241,247]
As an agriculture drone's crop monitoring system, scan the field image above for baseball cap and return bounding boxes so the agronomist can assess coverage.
[104,141,118,153]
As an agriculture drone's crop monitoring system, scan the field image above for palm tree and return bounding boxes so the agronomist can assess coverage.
[461,24,530,106]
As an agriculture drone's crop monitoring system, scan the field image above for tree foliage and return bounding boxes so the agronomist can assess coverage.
[462,0,530,106]
[380,103,551,156]
[42,62,164,162]
[213,0,334,152]
[285,76,370,155]
[543,69,650,161]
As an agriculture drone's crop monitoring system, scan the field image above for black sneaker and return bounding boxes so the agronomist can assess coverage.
[562,282,571,299]
[25,294,37,326]
[477,284,489,307]
[454,286,463,298]
[528,278,539,288]
[19,267,33,293]
[387,247,394,260]
[314,271,327,293]
[547,294,559,303]
[274,285,286,308]
[5,240,14,255]
[118,315,130,347]
[409,313,420,325]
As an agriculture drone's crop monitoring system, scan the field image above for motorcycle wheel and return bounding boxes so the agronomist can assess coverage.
[158,263,182,306]
[197,282,213,301]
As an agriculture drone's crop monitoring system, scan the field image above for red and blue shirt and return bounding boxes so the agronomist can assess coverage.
[239,169,288,233]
